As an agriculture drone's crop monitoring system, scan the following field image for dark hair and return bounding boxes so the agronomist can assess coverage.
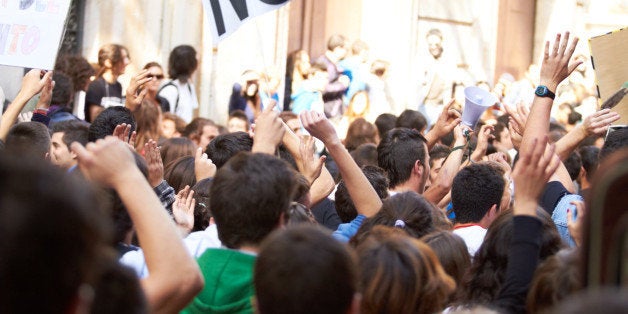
[550,288,628,314]
[159,137,196,167]
[96,44,128,77]
[327,34,347,51]
[91,259,147,314]
[133,100,162,151]
[567,110,582,125]
[527,249,582,313]
[143,61,162,70]
[564,151,582,181]
[51,119,90,147]
[493,122,508,143]
[578,145,600,181]
[599,127,628,162]
[350,192,435,246]
[5,122,51,158]
[458,209,564,305]
[335,165,389,223]
[422,231,471,287]
[164,156,196,193]
[228,109,250,131]
[377,128,428,188]
[50,71,74,106]
[88,106,135,142]
[191,178,213,232]
[350,143,379,168]
[168,45,197,82]
[54,54,96,93]
[344,118,378,151]
[279,110,298,123]
[396,109,428,133]
[429,144,451,168]
[205,131,253,169]
[356,226,455,314]
[162,112,187,135]
[182,117,215,147]
[255,225,356,314]
[374,113,397,140]
[0,155,110,313]
[451,163,505,224]
[210,152,295,248]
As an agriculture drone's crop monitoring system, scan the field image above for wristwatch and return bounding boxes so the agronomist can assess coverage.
[535,85,555,100]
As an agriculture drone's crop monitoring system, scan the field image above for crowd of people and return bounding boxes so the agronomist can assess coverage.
[1,29,628,314]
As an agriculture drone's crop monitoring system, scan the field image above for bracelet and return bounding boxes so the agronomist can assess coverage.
[451,145,465,152]
[33,109,48,115]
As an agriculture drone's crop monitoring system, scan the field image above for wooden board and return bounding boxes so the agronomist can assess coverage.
[589,28,628,125]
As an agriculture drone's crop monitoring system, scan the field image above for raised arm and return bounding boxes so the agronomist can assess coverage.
[424,99,461,149]
[72,137,203,313]
[251,104,285,154]
[424,125,466,204]
[0,70,51,141]
[555,109,619,160]
[300,111,382,217]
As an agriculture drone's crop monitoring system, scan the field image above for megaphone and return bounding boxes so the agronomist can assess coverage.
[462,86,498,129]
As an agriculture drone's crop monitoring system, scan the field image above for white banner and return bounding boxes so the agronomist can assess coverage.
[202,0,289,44]
[0,0,71,70]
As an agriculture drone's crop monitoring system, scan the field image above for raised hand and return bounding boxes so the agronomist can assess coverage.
[540,32,582,92]
[125,69,151,111]
[145,139,164,187]
[19,69,52,99]
[487,151,512,176]
[297,135,326,184]
[112,123,137,150]
[299,110,340,146]
[35,72,55,110]
[567,200,585,246]
[252,104,285,154]
[512,137,561,216]
[470,124,495,162]
[173,186,196,234]
[194,147,216,181]
[426,99,462,148]
[71,136,138,188]
[581,109,621,137]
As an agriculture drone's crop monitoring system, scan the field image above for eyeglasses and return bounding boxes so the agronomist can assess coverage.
[147,74,164,80]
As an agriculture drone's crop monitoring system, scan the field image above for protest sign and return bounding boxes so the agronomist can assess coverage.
[589,28,628,124]
[0,0,71,69]
[202,0,289,44]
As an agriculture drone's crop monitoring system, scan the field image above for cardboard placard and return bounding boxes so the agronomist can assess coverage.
[0,0,71,70]
[589,28,628,125]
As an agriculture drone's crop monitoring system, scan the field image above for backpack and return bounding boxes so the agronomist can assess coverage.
[158,81,179,113]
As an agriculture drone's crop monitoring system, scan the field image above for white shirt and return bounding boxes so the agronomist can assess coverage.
[158,79,199,123]
[453,225,487,257]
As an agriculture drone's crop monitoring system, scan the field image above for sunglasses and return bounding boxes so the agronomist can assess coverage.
[147,74,164,79]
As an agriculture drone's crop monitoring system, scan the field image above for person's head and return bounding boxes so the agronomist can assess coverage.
[287,49,311,79]
[578,145,600,184]
[168,45,198,82]
[161,112,186,139]
[459,209,563,305]
[599,127,628,162]
[350,143,379,168]
[143,62,165,96]
[279,111,302,135]
[396,109,428,133]
[54,54,96,92]
[255,225,358,314]
[191,178,213,232]
[351,192,436,246]
[227,110,250,133]
[346,91,370,119]
[377,128,429,192]
[356,226,455,314]
[91,259,147,314]
[428,144,451,187]
[5,122,51,159]
[183,117,218,150]
[50,71,74,106]
[451,162,505,226]
[327,34,348,60]
[133,100,162,151]
[306,61,330,91]
[96,43,130,77]
[164,156,196,193]
[351,39,369,61]
[564,151,582,181]
[493,122,513,151]
[50,120,89,170]
[210,152,296,249]
[550,288,628,314]
[426,28,444,59]
[422,230,471,287]
[344,118,379,152]
[88,106,135,142]
[159,137,196,167]
[0,155,110,313]
[374,113,397,140]
[335,165,389,223]
[527,249,582,313]
[205,131,253,169]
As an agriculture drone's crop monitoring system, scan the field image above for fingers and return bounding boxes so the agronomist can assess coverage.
[263,101,276,113]
[186,189,195,210]
[558,31,569,56]
[123,124,131,141]
[70,141,90,161]
[544,40,550,60]
[552,33,561,57]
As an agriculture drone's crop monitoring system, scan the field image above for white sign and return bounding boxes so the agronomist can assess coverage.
[202,0,289,44]
[0,0,71,69]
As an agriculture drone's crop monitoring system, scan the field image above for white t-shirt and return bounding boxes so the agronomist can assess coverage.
[453,225,487,257]
[158,79,199,123]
